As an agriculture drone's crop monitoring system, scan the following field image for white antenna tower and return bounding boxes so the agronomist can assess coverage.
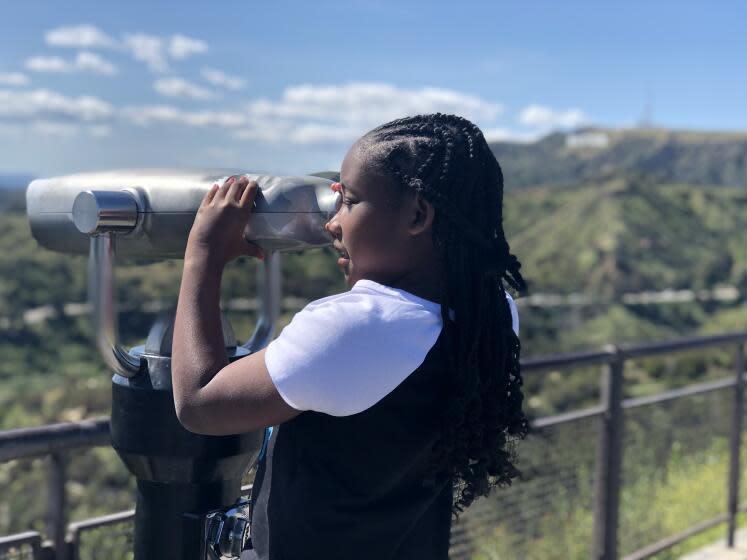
[640,83,654,128]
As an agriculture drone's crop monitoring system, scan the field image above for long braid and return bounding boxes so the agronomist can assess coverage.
[359,113,528,513]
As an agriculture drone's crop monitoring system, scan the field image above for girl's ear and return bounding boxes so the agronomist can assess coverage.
[408,192,435,236]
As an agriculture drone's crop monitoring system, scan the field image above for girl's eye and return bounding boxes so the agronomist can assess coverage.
[333,194,354,213]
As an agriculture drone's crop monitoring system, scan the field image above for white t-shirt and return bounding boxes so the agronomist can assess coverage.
[264,279,519,417]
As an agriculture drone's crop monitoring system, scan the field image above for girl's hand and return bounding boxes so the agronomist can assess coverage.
[185,175,265,266]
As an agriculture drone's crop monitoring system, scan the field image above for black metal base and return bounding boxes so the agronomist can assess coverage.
[110,372,263,560]
[135,478,241,560]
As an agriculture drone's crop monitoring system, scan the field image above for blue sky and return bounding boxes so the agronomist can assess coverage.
[0,0,744,176]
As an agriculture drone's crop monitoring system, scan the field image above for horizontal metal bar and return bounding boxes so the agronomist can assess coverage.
[520,331,747,374]
[522,350,615,373]
[622,513,728,560]
[530,405,606,429]
[0,417,110,463]
[67,509,135,535]
[0,530,42,548]
[620,332,747,360]
[521,350,614,373]
[0,332,743,463]
[622,377,736,410]
[0,531,42,558]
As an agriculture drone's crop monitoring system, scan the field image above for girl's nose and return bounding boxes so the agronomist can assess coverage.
[325,211,342,237]
[324,219,340,236]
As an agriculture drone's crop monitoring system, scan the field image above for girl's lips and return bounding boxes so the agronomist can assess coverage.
[337,257,350,268]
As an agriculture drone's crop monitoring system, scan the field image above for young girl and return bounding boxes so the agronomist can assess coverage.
[172,113,528,560]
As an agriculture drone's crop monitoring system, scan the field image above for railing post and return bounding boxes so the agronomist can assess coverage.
[592,346,624,560]
[46,452,67,560]
[727,343,745,547]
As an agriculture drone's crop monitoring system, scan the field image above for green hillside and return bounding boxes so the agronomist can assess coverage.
[3,160,747,549]
[491,127,747,190]
[3,176,745,371]
[507,178,747,296]
[3,131,747,555]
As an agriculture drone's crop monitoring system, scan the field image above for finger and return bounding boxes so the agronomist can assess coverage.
[202,183,219,206]
[227,175,246,202]
[218,176,236,199]
[239,179,259,207]
[233,175,248,199]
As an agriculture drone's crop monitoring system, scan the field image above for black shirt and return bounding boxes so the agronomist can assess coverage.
[244,331,452,560]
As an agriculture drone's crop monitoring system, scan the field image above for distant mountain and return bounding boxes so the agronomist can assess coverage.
[0,175,33,212]
[0,189,26,213]
[0,174,34,190]
[505,178,747,296]
[491,128,747,190]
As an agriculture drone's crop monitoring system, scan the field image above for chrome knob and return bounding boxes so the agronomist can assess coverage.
[72,190,138,235]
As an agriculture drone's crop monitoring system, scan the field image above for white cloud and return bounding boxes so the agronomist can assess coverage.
[122,104,179,126]
[0,72,29,86]
[482,127,539,144]
[154,77,216,100]
[241,82,504,143]
[74,51,117,75]
[87,124,112,137]
[0,88,113,122]
[248,83,502,126]
[123,33,208,72]
[169,34,208,59]
[123,33,168,72]
[43,27,209,73]
[26,56,71,73]
[122,82,507,146]
[121,104,248,128]
[518,104,588,129]
[201,67,246,91]
[45,24,115,49]
[33,121,81,136]
[0,120,112,138]
[235,122,362,144]
[25,52,117,75]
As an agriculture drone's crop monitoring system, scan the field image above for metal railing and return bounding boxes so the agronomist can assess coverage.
[450,332,747,559]
[1,331,746,560]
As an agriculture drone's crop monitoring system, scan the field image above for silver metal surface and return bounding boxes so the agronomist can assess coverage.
[72,190,139,235]
[127,310,251,389]
[243,251,281,352]
[28,169,319,378]
[27,168,340,258]
[89,234,142,377]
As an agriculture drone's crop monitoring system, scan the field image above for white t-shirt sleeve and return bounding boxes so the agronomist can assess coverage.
[264,287,521,417]
[264,292,443,417]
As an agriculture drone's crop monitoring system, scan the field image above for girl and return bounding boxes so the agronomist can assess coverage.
[172,113,528,560]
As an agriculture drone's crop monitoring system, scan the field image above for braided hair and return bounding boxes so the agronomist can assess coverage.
[357,113,528,514]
